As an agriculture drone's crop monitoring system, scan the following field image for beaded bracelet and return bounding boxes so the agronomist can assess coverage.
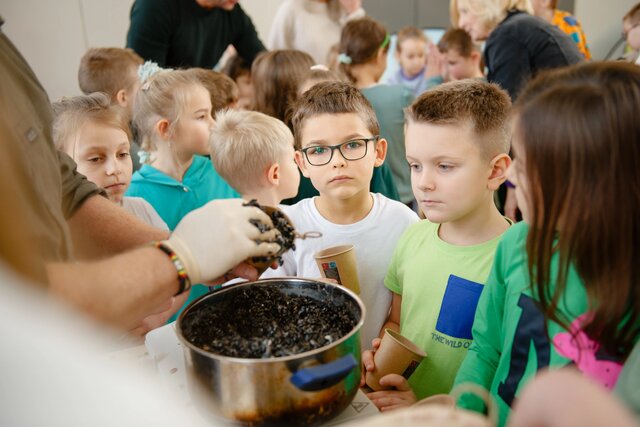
[153,241,192,296]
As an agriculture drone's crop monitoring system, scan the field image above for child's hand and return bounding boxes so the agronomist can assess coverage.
[425,43,445,80]
[360,337,381,387]
[366,374,418,411]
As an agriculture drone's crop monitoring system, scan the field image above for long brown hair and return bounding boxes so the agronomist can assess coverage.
[515,62,640,358]
[338,17,388,83]
[250,50,315,122]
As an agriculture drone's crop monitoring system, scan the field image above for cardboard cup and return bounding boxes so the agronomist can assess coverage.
[314,245,361,294]
[365,328,427,391]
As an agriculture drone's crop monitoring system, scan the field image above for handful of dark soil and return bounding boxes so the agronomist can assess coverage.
[244,199,296,267]
[181,284,359,358]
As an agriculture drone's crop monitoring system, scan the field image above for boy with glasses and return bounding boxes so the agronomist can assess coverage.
[262,81,418,347]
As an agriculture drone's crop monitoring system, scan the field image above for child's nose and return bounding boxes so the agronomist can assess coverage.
[106,158,121,175]
[418,170,435,191]
[329,149,347,168]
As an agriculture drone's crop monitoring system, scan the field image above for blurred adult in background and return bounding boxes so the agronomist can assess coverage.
[126,0,265,69]
[622,3,640,64]
[268,0,365,65]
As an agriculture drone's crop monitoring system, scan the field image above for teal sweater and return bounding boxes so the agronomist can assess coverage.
[126,0,265,68]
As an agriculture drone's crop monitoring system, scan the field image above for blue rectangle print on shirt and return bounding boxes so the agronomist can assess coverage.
[435,275,484,340]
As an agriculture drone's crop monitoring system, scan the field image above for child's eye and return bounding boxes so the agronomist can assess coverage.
[308,146,328,156]
[88,157,103,163]
[344,140,364,150]
[118,152,130,159]
[438,164,453,171]
[409,163,422,172]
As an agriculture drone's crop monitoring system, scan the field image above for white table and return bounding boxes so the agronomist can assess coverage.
[109,323,380,425]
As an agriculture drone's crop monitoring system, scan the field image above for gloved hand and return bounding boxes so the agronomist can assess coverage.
[163,199,281,284]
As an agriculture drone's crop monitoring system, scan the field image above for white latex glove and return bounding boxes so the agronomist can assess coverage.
[163,199,281,284]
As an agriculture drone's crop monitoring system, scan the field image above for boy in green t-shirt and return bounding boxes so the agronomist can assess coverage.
[362,79,513,409]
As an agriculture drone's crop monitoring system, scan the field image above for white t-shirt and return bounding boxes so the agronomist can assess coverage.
[122,196,169,231]
[268,0,365,64]
[262,193,419,347]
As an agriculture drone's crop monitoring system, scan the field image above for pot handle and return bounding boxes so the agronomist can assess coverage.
[290,354,357,392]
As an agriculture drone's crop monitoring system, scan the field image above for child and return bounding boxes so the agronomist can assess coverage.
[78,47,144,170]
[453,62,640,426]
[262,81,419,348]
[221,54,253,109]
[51,92,167,231]
[209,109,300,206]
[298,64,346,96]
[622,3,640,64]
[339,17,414,207]
[126,69,238,231]
[386,26,443,96]
[531,0,591,59]
[363,80,513,407]
[437,28,485,82]
[187,68,239,112]
[126,69,239,320]
[250,49,315,124]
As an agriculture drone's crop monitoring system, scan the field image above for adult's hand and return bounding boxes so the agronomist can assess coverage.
[165,199,281,284]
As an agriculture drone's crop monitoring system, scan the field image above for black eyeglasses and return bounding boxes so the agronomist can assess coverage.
[299,136,380,166]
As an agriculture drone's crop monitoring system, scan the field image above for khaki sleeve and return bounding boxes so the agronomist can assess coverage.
[57,150,106,219]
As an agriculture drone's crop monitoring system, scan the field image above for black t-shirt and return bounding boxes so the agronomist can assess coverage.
[126,0,265,69]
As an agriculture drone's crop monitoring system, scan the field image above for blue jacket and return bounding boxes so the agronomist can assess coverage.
[126,155,239,230]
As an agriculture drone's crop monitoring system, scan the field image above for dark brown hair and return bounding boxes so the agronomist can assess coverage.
[437,28,480,57]
[624,2,640,24]
[515,61,640,358]
[187,68,239,112]
[396,26,428,53]
[78,48,143,101]
[250,50,315,122]
[221,54,250,81]
[406,79,511,159]
[290,81,379,150]
[338,17,388,83]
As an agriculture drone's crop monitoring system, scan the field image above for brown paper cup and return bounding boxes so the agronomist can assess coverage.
[314,244,360,294]
[365,329,427,391]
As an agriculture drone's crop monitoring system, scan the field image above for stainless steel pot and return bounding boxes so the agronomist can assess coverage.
[176,278,366,426]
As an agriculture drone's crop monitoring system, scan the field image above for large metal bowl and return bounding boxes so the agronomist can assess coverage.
[176,278,366,426]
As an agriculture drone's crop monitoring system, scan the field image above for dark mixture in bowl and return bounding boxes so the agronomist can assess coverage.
[181,285,359,358]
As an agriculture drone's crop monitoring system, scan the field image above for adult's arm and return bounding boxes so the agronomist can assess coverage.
[126,0,175,66]
[231,4,266,65]
[485,34,531,100]
[68,194,169,260]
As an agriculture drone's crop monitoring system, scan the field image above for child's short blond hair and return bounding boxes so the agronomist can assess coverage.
[210,109,294,194]
[78,48,143,102]
[396,26,428,53]
[406,79,511,159]
[52,92,131,156]
[186,68,239,112]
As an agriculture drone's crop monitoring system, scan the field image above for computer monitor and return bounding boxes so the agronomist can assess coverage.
[381,28,447,84]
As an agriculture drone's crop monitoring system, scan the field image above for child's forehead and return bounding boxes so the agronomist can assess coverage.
[406,120,481,155]
[299,112,372,146]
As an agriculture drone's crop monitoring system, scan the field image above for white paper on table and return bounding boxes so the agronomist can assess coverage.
[144,322,380,425]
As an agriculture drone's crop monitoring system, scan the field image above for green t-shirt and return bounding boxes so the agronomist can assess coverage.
[616,341,640,422]
[454,222,631,427]
[385,220,508,399]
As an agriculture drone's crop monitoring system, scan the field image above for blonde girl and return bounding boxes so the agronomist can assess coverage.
[128,69,239,321]
[453,62,640,426]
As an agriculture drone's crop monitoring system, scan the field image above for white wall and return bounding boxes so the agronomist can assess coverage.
[1,0,634,101]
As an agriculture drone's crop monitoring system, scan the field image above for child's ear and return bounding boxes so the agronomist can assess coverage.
[294,150,310,178]
[266,163,280,186]
[373,137,388,167]
[470,51,482,65]
[487,153,511,191]
[155,119,172,141]
[115,89,128,108]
